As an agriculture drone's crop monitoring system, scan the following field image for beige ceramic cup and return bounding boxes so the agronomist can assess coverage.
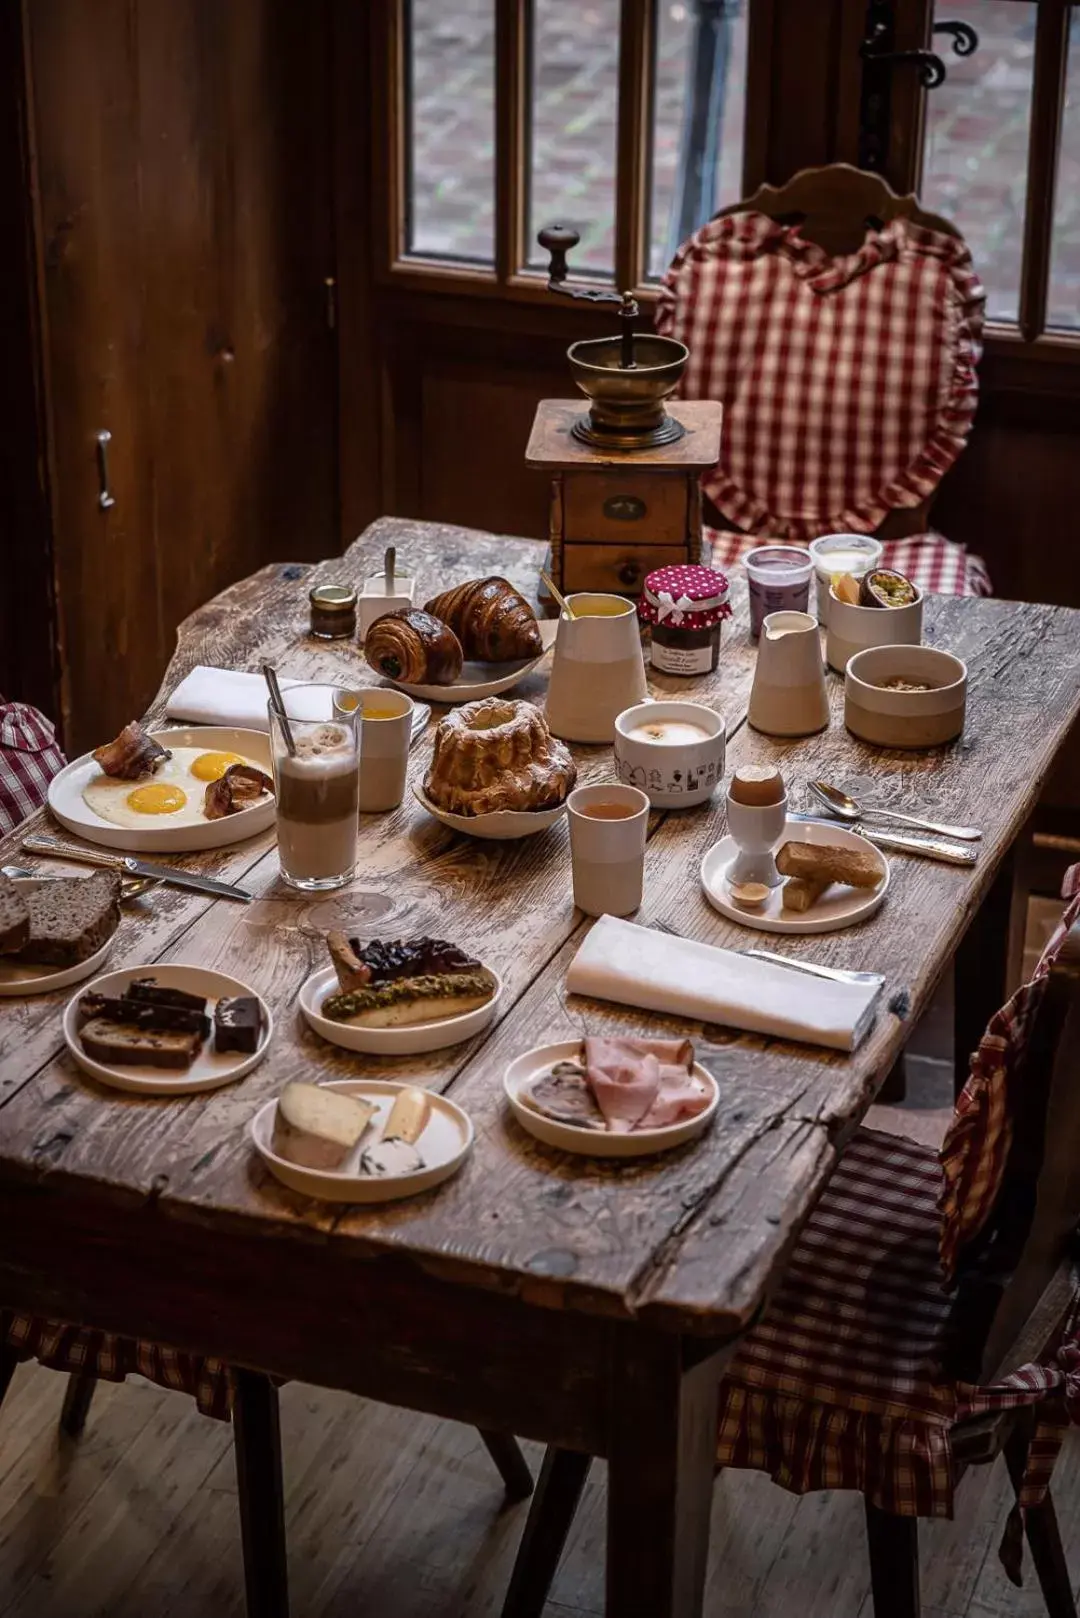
[567,783,650,918]
[351,688,414,812]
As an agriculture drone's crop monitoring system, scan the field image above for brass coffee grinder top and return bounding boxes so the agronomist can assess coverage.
[537,224,689,450]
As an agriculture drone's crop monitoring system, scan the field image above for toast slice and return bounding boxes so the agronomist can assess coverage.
[21,872,122,966]
[79,1016,204,1069]
[776,840,883,890]
[781,876,830,913]
[0,874,30,955]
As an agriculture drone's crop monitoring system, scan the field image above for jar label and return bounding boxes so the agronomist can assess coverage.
[650,640,714,675]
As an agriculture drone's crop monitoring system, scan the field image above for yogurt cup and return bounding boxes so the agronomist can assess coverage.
[808,534,883,627]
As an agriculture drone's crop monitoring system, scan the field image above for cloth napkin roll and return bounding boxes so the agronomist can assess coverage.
[165,666,429,743]
[566,916,881,1053]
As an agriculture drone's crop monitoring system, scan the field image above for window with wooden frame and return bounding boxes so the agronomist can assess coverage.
[374,0,762,300]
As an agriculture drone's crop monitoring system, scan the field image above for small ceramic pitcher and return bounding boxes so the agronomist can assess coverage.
[545,594,648,744]
[748,611,830,738]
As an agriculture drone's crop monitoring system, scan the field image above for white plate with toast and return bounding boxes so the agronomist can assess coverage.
[0,877,119,997]
[63,964,273,1095]
[701,821,889,935]
[250,1080,473,1203]
[384,619,558,705]
[299,963,502,1055]
[412,784,567,841]
[504,1041,720,1159]
[48,726,276,853]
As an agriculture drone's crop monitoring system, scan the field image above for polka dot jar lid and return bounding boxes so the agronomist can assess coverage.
[639,564,732,630]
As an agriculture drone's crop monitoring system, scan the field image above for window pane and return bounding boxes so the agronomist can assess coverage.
[406,0,495,263]
[1048,8,1080,331]
[527,0,620,276]
[649,1,749,279]
[921,1,1036,324]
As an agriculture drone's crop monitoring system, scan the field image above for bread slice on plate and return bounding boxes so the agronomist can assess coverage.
[0,874,30,955]
[79,1016,204,1069]
[22,872,122,966]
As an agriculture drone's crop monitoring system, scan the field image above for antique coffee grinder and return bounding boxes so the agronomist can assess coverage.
[526,224,722,599]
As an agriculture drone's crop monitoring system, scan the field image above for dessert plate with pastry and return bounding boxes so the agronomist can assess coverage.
[701,822,890,935]
[0,869,123,996]
[505,1037,719,1159]
[63,964,272,1094]
[364,576,557,703]
[48,722,276,853]
[251,1079,473,1204]
[413,697,576,840]
[300,931,502,1055]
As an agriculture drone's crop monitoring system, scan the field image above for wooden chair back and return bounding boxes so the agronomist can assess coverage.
[713,162,964,258]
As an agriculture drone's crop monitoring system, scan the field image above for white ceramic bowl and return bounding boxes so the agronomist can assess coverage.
[250,1079,473,1203]
[613,701,726,809]
[504,1040,719,1158]
[412,783,567,840]
[48,726,276,853]
[825,583,924,673]
[845,645,968,749]
[299,963,502,1054]
[63,963,273,1095]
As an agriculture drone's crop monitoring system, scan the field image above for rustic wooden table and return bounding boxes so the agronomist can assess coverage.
[2,519,1079,1618]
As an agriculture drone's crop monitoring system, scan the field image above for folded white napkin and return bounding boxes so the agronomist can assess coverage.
[566,916,881,1053]
[165,666,429,742]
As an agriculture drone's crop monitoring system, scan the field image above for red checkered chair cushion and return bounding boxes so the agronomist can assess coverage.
[3,1311,232,1421]
[658,211,989,595]
[0,698,67,836]
[718,865,1080,1582]
[705,528,992,599]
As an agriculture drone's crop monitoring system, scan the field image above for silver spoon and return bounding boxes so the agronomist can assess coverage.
[1,864,161,901]
[808,781,982,842]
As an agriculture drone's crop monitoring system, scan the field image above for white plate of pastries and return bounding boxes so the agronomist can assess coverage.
[364,576,557,703]
[251,1080,473,1203]
[413,696,576,840]
[48,723,277,852]
[300,931,503,1054]
[505,1037,719,1159]
[701,822,890,935]
[63,964,272,1094]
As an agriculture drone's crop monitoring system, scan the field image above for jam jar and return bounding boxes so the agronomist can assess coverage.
[309,583,358,640]
[638,564,731,675]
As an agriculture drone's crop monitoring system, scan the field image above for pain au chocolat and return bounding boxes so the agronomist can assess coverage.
[424,697,576,817]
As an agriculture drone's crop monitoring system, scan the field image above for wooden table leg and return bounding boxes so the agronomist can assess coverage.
[954,836,1029,1096]
[605,1335,724,1618]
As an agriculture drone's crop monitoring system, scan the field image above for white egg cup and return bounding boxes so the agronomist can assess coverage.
[725,789,788,889]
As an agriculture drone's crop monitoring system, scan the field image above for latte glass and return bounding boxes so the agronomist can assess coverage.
[269,686,360,890]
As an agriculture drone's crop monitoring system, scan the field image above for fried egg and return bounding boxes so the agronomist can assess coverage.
[82,746,269,829]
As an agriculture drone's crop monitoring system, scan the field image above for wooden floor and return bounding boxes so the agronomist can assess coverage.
[2,899,1074,1618]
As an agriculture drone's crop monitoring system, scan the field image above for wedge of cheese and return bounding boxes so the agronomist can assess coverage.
[271,1082,375,1171]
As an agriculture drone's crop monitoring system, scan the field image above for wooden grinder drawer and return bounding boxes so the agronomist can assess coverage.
[562,471,687,545]
[563,543,688,597]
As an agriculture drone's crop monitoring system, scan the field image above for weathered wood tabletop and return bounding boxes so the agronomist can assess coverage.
[2,518,1079,1617]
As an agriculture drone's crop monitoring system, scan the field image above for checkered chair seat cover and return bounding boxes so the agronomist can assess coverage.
[0,699,67,836]
[718,865,1080,1584]
[2,1311,232,1419]
[705,527,992,598]
[657,211,989,594]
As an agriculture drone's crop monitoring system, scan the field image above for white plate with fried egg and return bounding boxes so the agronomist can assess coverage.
[48,727,277,852]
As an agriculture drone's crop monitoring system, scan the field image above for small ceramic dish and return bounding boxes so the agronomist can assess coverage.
[825,583,924,673]
[384,619,558,705]
[250,1079,473,1203]
[0,878,119,997]
[299,963,502,1055]
[63,963,272,1095]
[48,726,276,853]
[845,645,968,749]
[701,821,890,935]
[504,1040,719,1159]
[412,783,567,841]
[613,701,726,809]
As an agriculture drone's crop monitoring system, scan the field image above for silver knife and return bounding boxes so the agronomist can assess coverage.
[739,947,884,986]
[21,833,254,902]
[787,815,978,867]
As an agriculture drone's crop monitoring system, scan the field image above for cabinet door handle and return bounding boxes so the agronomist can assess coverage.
[618,561,642,587]
[96,430,116,510]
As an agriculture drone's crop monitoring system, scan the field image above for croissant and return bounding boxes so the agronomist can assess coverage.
[364,610,463,686]
[424,577,542,663]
